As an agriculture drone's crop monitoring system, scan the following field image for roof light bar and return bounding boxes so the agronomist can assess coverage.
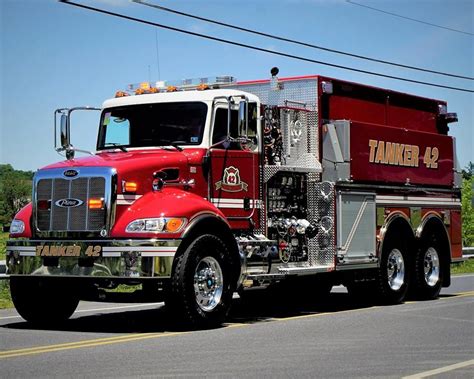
[132,76,235,91]
[115,76,236,97]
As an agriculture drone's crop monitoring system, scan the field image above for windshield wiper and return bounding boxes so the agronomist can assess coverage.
[104,143,128,152]
[160,140,184,152]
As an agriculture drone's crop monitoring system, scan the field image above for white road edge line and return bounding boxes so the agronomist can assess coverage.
[0,302,164,320]
[402,359,474,379]
[452,273,474,278]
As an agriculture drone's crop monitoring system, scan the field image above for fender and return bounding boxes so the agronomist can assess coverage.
[180,213,241,287]
[9,203,33,238]
[111,187,226,238]
[377,211,415,261]
[416,212,450,243]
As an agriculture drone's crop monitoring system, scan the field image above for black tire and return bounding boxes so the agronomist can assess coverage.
[10,277,79,325]
[413,238,443,300]
[376,233,410,304]
[166,234,234,328]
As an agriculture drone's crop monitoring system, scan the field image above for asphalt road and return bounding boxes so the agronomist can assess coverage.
[1,275,473,378]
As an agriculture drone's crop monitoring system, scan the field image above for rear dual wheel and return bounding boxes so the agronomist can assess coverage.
[376,231,445,303]
[413,239,443,300]
[347,241,409,304]
[348,233,444,303]
[376,235,410,304]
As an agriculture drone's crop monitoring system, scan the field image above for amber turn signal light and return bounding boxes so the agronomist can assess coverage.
[123,181,138,193]
[165,218,184,233]
[88,198,104,210]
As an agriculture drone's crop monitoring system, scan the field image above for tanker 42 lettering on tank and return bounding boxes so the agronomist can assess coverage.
[368,139,439,169]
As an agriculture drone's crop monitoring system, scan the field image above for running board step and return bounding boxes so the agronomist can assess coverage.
[278,266,333,275]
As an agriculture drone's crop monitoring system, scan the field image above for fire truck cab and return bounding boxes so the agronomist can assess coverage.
[7,72,462,327]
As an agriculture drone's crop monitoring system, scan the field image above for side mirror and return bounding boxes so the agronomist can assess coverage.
[60,114,69,148]
[238,100,248,138]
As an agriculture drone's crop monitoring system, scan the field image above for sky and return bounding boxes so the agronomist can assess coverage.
[1,0,473,171]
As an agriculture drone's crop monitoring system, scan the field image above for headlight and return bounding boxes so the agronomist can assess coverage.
[10,220,25,234]
[126,217,186,233]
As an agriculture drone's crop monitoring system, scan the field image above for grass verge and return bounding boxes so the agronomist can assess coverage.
[104,284,142,293]
[451,258,474,275]
[0,281,13,309]
[0,232,8,261]
[0,232,13,308]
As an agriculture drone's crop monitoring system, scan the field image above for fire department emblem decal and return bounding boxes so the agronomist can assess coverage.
[215,166,248,192]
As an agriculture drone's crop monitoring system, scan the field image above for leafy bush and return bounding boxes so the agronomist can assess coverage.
[0,164,34,227]
[0,232,7,261]
[461,163,474,247]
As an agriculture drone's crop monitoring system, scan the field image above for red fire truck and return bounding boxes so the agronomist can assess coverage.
[7,70,463,327]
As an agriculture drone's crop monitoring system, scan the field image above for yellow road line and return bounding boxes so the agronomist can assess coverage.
[224,323,247,328]
[1,291,472,359]
[405,291,474,305]
[273,306,379,322]
[0,333,153,355]
[0,331,189,359]
[450,290,474,298]
[272,290,474,322]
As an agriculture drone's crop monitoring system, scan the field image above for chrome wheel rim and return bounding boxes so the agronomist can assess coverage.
[387,248,405,291]
[194,257,223,311]
[423,247,440,287]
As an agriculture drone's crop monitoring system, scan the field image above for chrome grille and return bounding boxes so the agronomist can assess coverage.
[34,168,113,233]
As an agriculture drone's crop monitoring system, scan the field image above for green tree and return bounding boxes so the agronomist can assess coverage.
[0,164,34,226]
[461,162,474,247]
[462,161,474,180]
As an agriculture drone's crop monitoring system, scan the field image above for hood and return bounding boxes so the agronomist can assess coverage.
[43,149,188,171]
[41,149,190,193]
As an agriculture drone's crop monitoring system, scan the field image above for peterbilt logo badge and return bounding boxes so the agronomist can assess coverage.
[55,198,83,208]
[215,166,248,193]
[63,169,79,178]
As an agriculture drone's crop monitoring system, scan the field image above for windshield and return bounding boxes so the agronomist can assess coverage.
[97,102,208,150]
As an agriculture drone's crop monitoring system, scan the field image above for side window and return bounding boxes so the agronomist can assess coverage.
[103,113,130,147]
[212,108,238,144]
[212,103,259,150]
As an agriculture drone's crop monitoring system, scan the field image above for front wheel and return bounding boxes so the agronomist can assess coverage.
[10,277,79,325]
[166,234,234,328]
[377,236,410,304]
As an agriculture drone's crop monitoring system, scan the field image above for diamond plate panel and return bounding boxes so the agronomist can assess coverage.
[232,79,318,111]
[233,79,322,183]
[308,180,336,267]
[280,109,319,169]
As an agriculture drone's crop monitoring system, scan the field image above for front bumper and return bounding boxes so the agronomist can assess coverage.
[6,239,181,278]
